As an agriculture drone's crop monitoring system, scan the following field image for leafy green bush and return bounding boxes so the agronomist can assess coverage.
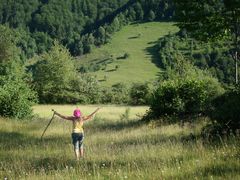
[0,78,37,119]
[111,83,130,104]
[130,83,151,105]
[146,77,223,122]
[208,86,240,133]
[100,83,130,104]
[69,75,102,104]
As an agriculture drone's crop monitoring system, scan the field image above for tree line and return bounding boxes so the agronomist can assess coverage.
[0,0,174,57]
[157,32,236,84]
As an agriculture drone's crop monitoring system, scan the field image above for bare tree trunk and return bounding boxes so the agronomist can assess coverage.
[231,8,239,84]
[235,51,238,84]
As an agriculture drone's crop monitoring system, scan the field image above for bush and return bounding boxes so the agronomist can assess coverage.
[111,83,130,104]
[130,83,151,105]
[146,78,223,122]
[123,53,130,59]
[68,75,102,104]
[0,78,37,119]
[100,83,130,104]
[100,88,114,104]
[208,85,240,133]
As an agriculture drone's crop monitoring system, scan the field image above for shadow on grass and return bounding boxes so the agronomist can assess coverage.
[0,131,69,150]
[167,163,240,179]
[96,58,111,64]
[200,164,240,177]
[128,36,139,39]
[144,40,162,69]
[105,69,116,72]
[30,156,172,173]
[113,133,179,147]
[0,131,34,149]
[112,131,203,147]
[32,157,77,171]
[29,158,128,173]
[86,119,144,132]
[116,56,126,60]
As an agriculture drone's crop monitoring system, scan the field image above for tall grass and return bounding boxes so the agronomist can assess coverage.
[0,105,239,179]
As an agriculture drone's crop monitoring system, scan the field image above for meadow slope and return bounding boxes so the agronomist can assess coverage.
[77,22,179,87]
[0,105,239,179]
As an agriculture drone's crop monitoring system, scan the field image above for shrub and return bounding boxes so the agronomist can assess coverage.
[115,65,119,70]
[0,78,37,119]
[99,84,130,105]
[147,77,223,122]
[120,107,130,121]
[100,88,114,104]
[208,85,240,133]
[69,75,102,104]
[149,80,185,118]
[130,83,151,105]
[123,53,130,59]
[111,83,130,104]
[78,65,88,73]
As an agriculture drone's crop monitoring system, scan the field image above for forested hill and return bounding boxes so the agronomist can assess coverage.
[0,0,174,57]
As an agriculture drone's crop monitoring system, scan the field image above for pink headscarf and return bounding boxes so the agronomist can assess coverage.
[73,108,81,118]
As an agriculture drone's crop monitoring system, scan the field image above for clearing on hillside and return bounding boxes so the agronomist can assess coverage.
[76,22,179,87]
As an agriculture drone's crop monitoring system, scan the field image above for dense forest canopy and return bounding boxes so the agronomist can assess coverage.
[0,0,174,57]
[0,0,238,86]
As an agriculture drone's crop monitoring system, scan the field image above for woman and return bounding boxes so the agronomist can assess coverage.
[53,107,100,160]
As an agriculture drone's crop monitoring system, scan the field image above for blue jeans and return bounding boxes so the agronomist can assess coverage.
[71,133,84,150]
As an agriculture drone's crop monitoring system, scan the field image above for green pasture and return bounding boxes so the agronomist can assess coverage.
[77,22,179,87]
[0,105,239,179]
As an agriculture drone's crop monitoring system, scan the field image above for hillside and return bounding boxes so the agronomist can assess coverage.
[76,22,179,87]
[0,0,174,57]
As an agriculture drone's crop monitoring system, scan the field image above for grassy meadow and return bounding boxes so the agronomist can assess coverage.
[77,22,179,87]
[0,105,239,179]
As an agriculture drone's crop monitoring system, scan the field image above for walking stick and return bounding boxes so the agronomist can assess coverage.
[40,109,55,140]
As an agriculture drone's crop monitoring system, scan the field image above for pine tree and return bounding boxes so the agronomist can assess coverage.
[148,10,155,21]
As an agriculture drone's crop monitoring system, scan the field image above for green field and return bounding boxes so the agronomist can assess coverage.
[77,22,179,87]
[0,105,239,179]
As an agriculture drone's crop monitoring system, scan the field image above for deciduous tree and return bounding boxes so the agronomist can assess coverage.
[175,0,240,83]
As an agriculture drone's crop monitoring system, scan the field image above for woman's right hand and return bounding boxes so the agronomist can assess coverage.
[52,109,57,115]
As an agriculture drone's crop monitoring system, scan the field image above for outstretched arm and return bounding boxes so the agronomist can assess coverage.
[54,111,73,121]
[83,108,100,121]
